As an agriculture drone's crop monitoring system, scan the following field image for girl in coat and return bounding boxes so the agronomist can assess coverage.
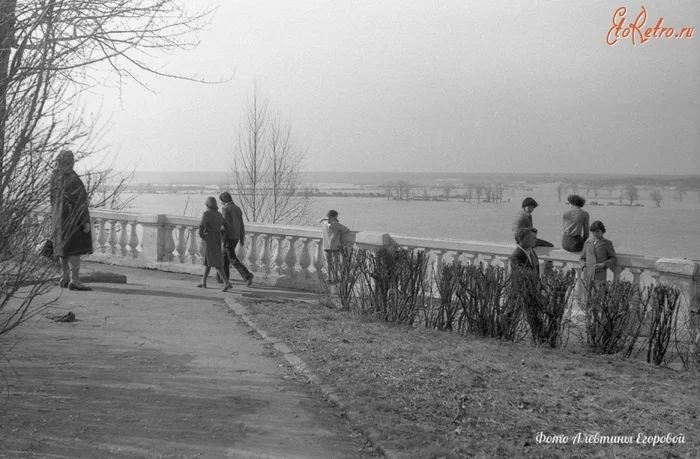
[197,197,232,292]
[580,220,616,288]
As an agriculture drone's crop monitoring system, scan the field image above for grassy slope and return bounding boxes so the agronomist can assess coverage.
[241,298,699,459]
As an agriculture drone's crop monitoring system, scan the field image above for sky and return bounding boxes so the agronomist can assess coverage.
[80,0,699,175]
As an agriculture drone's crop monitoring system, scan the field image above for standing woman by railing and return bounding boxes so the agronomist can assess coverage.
[50,150,93,291]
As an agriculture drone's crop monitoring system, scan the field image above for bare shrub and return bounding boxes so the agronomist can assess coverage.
[455,264,523,340]
[584,280,641,354]
[423,260,465,331]
[358,247,429,326]
[646,284,681,365]
[512,268,575,348]
[335,247,367,312]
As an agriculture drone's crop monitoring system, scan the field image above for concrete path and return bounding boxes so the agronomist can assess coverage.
[0,264,375,459]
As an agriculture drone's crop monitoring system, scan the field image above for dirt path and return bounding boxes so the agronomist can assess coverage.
[0,273,377,458]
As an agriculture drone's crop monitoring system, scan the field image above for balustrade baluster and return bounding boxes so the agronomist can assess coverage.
[298,238,312,278]
[493,255,508,269]
[187,227,199,264]
[629,268,643,288]
[129,221,139,257]
[90,217,98,247]
[246,234,259,272]
[162,225,176,262]
[106,220,118,254]
[118,220,129,256]
[273,236,286,275]
[97,219,108,253]
[463,253,477,266]
[236,238,248,265]
[176,226,187,263]
[313,240,325,275]
[285,237,299,277]
[434,250,445,267]
[259,235,272,274]
[611,266,623,282]
[198,236,206,260]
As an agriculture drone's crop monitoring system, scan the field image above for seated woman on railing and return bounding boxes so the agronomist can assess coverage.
[562,194,590,253]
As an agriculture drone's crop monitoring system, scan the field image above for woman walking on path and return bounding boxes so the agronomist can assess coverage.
[197,197,232,292]
[562,194,590,252]
[50,150,93,291]
[219,192,254,287]
[580,220,616,289]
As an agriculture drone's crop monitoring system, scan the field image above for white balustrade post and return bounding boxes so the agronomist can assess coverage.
[654,258,700,350]
[259,234,272,274]
[273,236,286,275]
[118,220,129,257]
[162,224,176,262]
[313,240,326,275]
[97,219,108,253]
[285,237,299,277]
[129,221,139,258]
[108,220,118,255]
[187,227,199,264]
[176,226,187,263]
[236,239,248,266]
[246,234,259,273]
[299,238,312,279]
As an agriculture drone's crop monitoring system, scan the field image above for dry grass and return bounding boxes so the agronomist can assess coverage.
[240,297,700,459]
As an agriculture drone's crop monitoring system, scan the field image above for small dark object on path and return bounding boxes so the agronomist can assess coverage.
[48,312,76,323]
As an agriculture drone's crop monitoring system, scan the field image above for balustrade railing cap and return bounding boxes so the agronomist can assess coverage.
[655,258,699,277]
[355,231,390,247]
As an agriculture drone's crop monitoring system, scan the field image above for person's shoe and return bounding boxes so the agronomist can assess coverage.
[57,280,69,288]
[246,273,254,287]
[221,283,232,293]
[196,282,206,288]
[68,282,92,291]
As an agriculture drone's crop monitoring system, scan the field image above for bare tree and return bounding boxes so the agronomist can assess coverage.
[0,0,213,337]
[442,183,454,201]
[383,182,393,200]
[674,186,687,201]
[475,185,483,203]
[624,185,639,205]
[231,83,309,225]
[556,183,567,202]
[650,188,663,207]
[463,183,474,202]
[82,156,140,210]
[568,182,579,195]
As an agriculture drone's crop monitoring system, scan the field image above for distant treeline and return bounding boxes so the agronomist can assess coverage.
[129,171,700,189]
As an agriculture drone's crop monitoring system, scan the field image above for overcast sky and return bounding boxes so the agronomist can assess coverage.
[81,0,699,175]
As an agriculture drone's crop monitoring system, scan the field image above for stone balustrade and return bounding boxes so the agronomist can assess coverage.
[34,209,699,343]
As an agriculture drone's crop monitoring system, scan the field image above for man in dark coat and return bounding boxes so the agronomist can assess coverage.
[219,192,254,287]
[50,150,93,291]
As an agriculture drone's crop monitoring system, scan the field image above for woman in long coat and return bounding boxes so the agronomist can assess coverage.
[50,150,93,291]
[197,197,232,292]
